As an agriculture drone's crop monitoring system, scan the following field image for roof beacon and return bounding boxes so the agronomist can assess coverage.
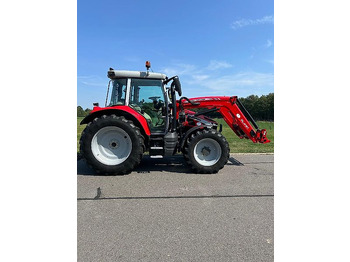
[145,61,151,76]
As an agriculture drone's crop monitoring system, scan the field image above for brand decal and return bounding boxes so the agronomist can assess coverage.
[241,119,249,129]
[184,97,221,103]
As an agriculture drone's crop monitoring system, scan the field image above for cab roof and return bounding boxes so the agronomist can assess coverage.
[107,70,167,80]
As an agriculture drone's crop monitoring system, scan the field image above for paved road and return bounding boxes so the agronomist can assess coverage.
[78,154,274,262]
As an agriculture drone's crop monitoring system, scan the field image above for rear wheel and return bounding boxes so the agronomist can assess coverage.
[80,115,144,175]
[183,129,229,173]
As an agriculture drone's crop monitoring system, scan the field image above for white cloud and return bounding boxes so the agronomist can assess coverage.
[185,71,274,97]
[77,75,100,79]
[157,61,274,98]
[195,72,273,89]
[265,39,272,48]
[231,15,274,30]
[78,75,106,87]
[207,60,233,70]
[81,81,106,87]
[161,61,232,78]
[161,63,197,76]
[192,74,210,81]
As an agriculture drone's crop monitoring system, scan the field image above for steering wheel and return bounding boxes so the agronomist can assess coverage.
[148,96,160,102]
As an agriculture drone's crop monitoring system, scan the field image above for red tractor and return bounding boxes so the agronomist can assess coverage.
[79,62,270,175]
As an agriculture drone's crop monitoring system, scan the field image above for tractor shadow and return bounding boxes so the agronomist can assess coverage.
[135,155,191,174]
[77,155,244,176]
[227,157,244,166]
[77,155,191,176]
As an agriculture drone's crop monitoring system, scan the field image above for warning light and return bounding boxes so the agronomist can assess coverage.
[145,61,151,70]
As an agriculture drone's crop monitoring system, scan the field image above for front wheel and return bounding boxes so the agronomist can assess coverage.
[183,129,230,173]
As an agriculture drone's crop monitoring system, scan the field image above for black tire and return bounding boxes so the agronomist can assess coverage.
[183,129,230,174]
[79,114,144,175]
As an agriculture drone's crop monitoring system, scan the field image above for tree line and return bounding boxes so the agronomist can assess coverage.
[77,106,92,117]
[239,93,274,121]
[77,93,274,121]
[198,93,274,121]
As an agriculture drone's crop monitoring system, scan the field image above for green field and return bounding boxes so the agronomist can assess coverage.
[77,117,273,153]
[215,118,274,153]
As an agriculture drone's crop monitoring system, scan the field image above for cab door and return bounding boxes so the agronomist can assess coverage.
[129,78,168,133]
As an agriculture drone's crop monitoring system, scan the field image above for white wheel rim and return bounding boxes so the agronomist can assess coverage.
[193,138,222,166]
[91,126,132,165]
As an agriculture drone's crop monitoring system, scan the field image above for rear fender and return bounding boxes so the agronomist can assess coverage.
[80,106,151,138]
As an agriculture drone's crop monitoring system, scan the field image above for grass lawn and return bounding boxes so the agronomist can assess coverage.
[215,118,274,153]
[77,117,273,153]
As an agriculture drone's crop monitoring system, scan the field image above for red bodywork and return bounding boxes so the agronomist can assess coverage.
[85,96,270,144]
[177,96,270,144]
[88,105,151,136]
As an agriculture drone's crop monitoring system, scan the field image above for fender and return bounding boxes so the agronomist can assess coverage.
[179,125,208,151]
[80,105,151,137]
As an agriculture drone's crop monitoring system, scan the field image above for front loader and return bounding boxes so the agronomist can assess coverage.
[79,62,270,175]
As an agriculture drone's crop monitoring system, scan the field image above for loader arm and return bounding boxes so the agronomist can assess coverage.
[177,96,270,143]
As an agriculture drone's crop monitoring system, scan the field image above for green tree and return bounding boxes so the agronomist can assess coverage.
[77,106,86,117]
[239,93,274,121]
[84,108,92,115]
[265,93,274,121]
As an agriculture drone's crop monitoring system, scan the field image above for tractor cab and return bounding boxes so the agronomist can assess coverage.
[106,67,171,133]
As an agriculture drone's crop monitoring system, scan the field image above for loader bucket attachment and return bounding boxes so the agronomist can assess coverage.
[255,129,270,144]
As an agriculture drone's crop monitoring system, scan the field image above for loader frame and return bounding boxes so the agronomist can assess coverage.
[177,96,270,144]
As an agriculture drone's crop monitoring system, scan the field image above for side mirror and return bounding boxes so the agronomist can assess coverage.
[172,76,182,96]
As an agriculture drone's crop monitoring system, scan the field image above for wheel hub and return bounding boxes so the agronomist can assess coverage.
[193,138,222,167]
[109,140,119,149]
[91,126,132,166]
[201,146,211,156]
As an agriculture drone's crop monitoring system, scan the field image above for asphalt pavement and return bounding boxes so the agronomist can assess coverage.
[77,153,274,262]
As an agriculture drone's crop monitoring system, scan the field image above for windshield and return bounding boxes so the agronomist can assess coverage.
[129,79,164,105]
[109,79,127,106]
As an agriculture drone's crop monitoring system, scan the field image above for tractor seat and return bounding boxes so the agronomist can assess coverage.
[130,104,152,124]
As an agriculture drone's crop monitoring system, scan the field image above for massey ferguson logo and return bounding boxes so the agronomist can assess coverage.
[186,98,221,103]
[241,119,249,129]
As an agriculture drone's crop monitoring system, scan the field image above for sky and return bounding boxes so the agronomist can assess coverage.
[78,0,274,109]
